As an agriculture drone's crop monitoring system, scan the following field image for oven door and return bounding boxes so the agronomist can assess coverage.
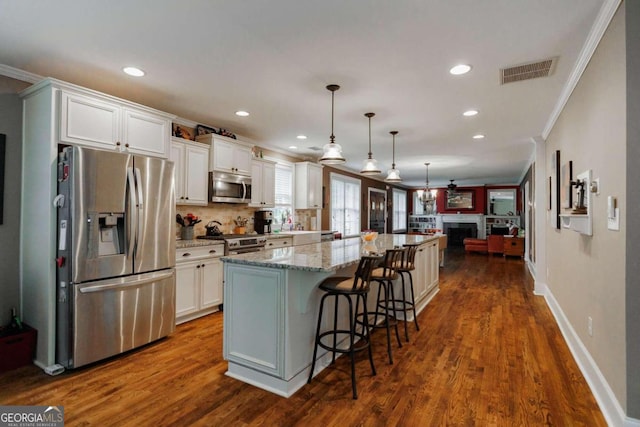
[209,172,251,203]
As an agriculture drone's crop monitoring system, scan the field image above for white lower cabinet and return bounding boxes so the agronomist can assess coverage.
[176,244,224,324]
[413,239,439,301]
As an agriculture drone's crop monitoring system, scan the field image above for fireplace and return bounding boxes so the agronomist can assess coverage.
[443,223,477,246]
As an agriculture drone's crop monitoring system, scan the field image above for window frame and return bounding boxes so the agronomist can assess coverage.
[330,172,361,238]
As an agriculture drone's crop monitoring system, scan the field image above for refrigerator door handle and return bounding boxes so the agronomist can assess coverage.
[78,270,174,294]
[134,168,144,209]
[127,167,138,257]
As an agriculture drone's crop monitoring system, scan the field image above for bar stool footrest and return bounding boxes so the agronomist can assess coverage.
[317,330,371,354]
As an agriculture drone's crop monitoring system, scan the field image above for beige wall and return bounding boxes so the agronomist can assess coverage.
[0,92,23,326]
[545,4,626,408]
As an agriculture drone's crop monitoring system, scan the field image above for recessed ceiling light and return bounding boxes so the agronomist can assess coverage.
[123,67,145,77]
[289,145,298,149]
[235,111,250,117]
[450,64,472,75]
[473,134,485,139]
[463,109,478,117]
[296,135,307,140]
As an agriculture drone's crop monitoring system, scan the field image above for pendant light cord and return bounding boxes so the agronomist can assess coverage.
[391,133,396,168]
[330,90,335,144]
[368,115,372,158]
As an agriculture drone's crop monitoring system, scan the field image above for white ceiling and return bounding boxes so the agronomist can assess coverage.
[0,0,606,188]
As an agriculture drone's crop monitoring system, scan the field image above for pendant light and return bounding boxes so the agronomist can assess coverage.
[319,84,346,164]
[420,162,436,213]
[360,112,381,175]
[384,131,402,182]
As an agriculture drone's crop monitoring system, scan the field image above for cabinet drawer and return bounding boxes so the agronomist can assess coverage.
[177,244,224,262]
[265,238,292,249]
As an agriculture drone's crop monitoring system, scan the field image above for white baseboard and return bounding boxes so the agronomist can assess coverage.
[542,287,632,426]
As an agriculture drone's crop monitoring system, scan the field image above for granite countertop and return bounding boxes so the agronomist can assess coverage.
[176,239,224,249]
[221,234,438,272]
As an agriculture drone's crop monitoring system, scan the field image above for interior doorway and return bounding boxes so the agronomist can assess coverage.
[368,188,386,233]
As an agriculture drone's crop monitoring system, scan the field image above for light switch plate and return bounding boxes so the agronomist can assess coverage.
[608,208,620,231]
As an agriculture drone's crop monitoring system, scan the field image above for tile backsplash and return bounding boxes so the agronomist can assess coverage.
[176,205,322,239]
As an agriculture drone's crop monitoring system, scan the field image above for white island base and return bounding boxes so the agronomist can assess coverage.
[222,236,440,397]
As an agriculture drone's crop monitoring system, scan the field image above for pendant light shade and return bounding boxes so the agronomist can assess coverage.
[420,162,436,213]
[384,131,402,182]
[360,112,381,175]
[319,84,346,165]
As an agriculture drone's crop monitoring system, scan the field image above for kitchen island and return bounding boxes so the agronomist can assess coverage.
[221,234,440,397]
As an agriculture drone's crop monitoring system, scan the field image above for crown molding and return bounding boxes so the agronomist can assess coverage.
[0,64,42,84]
[542,0,622,139]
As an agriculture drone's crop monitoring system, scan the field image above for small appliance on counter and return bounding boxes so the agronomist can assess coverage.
[205,220,223,236]
[254,210,273,234]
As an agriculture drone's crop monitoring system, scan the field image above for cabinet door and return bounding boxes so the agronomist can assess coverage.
[414,245,428,300]
[176,261,199,320]
[233,145,252,176]
[170,142,185,203]
[184,143,209,205]
[426,241,439,293]
[201,258,223,309]
[262,162,276,206]
[307,163,322,208]
[211,139,235,173]
[122,108,170,158]
[250,161,264,205]
[60,91,120,149]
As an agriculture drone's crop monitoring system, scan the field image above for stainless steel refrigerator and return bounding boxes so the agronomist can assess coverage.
[56,146,176,368]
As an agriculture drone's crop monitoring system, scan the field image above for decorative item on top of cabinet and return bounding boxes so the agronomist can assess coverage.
[170,137,209,206]
[196,133,252,176]
[175,244,224,324]
[250,158,276,207]
[295,162,323,209]
[56,79,174,158]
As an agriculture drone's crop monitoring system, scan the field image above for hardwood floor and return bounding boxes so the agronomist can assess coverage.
[0,249,606,426]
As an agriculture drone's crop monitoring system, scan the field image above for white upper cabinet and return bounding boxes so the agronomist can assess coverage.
[60,91,120,149]
[170,138,209,206]
[250,158,276,207]
[295,162,323,209]
[196,134,252,176]
[122,108,170,157]
[58,83,173,158]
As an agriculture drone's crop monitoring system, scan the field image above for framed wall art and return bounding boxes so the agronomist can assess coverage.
[561,160,573,209]
[446,189,474,210]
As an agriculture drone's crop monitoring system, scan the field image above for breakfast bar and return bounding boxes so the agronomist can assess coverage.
[221,234,440,397]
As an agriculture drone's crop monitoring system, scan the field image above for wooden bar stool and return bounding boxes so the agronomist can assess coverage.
[391,243,420,342]
[369,248,405,364]
[307,255,379,399]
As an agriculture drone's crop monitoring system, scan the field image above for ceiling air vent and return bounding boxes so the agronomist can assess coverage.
[500,57,557,84]
[308,146,323,151]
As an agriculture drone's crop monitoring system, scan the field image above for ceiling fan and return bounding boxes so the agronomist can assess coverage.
[447,179,458,191]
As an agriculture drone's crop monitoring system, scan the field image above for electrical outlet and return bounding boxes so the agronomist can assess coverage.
[588,316,593,337]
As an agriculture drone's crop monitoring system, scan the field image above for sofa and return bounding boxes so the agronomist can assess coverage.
[463,238,488,253]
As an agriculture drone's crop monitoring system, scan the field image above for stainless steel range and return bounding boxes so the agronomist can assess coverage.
[197,234,266,255]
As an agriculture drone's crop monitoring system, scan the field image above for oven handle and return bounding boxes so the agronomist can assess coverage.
[228,247,264,255]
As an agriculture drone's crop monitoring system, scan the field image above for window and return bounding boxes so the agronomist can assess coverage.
[273,163,293,229]
[392,188,407,232]
[330,173,361,238]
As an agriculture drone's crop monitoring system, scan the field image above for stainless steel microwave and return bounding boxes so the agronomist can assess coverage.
[209,171,252,203]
